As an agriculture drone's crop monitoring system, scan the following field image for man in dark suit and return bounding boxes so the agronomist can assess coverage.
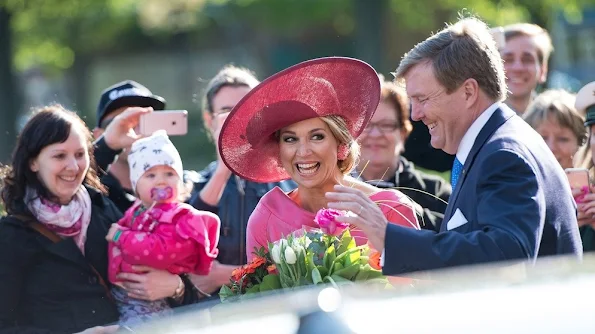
[337,17,582,276]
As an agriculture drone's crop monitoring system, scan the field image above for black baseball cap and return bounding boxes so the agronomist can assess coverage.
[96,80,166,128]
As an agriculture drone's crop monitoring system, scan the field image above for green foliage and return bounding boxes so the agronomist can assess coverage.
[2,0,591,73]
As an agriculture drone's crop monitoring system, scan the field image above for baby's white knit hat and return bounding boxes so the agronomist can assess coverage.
[128,130,183,191]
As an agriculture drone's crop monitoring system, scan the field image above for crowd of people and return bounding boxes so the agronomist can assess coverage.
[0,14,594,333]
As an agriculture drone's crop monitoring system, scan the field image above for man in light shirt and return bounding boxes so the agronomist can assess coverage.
[501,23,553,115]
[340,16,581,275]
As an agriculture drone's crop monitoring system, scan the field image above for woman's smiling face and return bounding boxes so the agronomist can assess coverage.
[278,117,342,189]
[29,124,90,204]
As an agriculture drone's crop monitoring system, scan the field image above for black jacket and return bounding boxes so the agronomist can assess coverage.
[100,171,137,214]
[189,161,296,266]
[0,184,199,334]
[580,226,595,252]
[353,157,451,231]
[0,187,120,333]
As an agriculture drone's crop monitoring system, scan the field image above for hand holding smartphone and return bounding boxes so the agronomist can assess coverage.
[565,168,591,193]
[138,110,188,136]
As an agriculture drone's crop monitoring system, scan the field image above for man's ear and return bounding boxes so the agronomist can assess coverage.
[538,61,549,84]
[463,78,479,106]
[202,111,213,130]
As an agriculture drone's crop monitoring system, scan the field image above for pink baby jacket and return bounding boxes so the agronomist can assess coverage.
[108,201,220,284]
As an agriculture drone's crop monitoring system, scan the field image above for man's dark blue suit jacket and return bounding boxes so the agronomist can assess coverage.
[383,105,583,275]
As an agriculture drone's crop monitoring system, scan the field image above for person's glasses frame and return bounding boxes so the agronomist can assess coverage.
[363,122,401,134]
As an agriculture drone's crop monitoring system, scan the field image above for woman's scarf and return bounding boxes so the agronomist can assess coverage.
[25,186,93,254]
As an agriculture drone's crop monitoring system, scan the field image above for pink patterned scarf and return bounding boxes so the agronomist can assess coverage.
[25,186,93,254]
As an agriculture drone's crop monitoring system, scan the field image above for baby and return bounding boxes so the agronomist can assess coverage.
[106,130,220,325]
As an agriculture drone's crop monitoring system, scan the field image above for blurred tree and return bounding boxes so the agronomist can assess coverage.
[1,0,591,72]
[0,6,19,164]
[0,0,592,163]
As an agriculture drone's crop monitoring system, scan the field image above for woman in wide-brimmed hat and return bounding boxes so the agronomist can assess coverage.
[218,57,420,260]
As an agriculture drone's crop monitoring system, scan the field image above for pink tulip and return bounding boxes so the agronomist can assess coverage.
[314,208,349,236]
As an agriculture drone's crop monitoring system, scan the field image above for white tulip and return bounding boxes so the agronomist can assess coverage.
[292,238,302,250]
[284,246,297,264]
[304,236,312,248]
[271,244,282,263]
[293,245,305,256]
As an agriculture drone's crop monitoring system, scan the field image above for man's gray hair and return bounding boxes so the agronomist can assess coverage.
[394,16,507,101]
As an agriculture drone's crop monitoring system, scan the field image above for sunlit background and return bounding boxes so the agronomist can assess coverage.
[0,0,593,170]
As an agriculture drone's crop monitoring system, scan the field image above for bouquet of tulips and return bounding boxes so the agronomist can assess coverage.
[219,209,388,302]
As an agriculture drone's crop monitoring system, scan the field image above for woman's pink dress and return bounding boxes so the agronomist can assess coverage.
[245,187,419,261]
[108,202,220,284]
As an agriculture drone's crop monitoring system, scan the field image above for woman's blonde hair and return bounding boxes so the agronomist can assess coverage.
[320,115,360,175]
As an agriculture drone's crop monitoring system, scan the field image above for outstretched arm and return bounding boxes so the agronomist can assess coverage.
[381,150,545,275]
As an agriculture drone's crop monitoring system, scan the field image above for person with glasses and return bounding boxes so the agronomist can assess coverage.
[353,75,451,231]
[188,65,296,301]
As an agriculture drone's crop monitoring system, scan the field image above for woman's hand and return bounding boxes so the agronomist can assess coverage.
[575,186,595,228]
[102,107,153,150]
[188,261,235,296]
[116,265,180,301]
[74,325,119,334]
[325,185,388,251]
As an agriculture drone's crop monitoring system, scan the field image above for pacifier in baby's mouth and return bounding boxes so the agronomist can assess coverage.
[150,187,173,201]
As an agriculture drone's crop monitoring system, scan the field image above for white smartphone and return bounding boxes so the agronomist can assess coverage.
[138,110,188,136]
[565,168,590,191]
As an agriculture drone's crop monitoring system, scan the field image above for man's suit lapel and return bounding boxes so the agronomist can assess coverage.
[442,106,516,224]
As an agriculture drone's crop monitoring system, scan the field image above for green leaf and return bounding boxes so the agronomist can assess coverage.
[219,285,234,302]
[259,274,282,292]
[323,244,336,269]
[245,284,261,294]
[298,249,308,278]
[279,272,294,289]
[333,263,360,280]
[329,274,352,284]
[316,265,329,278]
[366,269,385,280]
[311,267,323,284]
[306,252,316,271]
[333,262,343,272]
[336,232,355,256]
[354,268,370,281]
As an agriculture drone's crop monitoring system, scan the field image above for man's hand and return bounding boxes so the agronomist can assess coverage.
[102,107,153,150]
[326,185,389,251]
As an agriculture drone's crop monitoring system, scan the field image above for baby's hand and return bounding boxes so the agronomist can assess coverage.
[106,223,122,242]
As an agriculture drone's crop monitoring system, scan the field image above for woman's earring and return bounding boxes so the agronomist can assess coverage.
[337,144,349,161]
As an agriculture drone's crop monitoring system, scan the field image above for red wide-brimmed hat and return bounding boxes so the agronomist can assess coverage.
[218,57,380,183]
